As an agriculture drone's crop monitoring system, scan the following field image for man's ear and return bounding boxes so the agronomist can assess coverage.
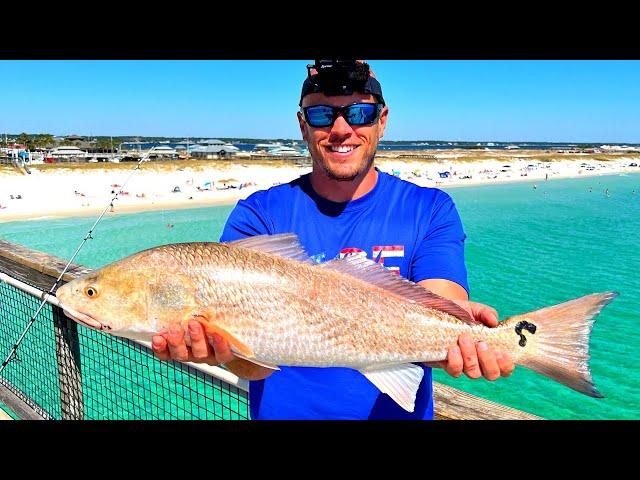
[297,111,308,142]
[377,106,389,139]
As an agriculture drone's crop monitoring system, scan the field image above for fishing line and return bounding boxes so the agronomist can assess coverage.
[0,152,151,374]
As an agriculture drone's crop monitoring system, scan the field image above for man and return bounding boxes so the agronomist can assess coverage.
[152,60,514,419]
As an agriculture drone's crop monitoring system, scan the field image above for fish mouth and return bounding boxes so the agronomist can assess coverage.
[61,305,107,331]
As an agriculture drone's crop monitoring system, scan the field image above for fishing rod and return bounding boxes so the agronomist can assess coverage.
[0,151,151,375]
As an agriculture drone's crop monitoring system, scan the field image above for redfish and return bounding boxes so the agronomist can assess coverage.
[56,233,616,412]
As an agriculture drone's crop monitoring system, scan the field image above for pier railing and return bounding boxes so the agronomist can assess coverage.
[0,239,540,420]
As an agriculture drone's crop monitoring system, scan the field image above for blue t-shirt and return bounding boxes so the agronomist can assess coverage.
[219,169,469,419]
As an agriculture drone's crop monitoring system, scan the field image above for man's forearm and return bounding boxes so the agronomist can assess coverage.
[417,278,469,301]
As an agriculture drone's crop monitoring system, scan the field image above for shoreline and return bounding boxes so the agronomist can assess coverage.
[1,152,639,224]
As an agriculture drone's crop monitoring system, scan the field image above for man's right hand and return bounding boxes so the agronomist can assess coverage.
[151,321,275,380]
[152,320,234,365]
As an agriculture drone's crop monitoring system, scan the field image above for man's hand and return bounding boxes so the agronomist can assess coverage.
[426,300,515,381]
[152,321,235,365]
[151,321,275,381]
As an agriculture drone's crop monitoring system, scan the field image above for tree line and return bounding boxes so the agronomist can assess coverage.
[4,133,116,151]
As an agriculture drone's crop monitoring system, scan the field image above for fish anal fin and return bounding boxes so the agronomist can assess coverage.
[320,256,478,324]
[189,310,254,358]
[360,363,425,413]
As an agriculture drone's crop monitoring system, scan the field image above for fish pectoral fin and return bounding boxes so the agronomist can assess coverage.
[191,309,277,370]
[360,363,425,413]
[189,310,254,358]
[228,348,281,371]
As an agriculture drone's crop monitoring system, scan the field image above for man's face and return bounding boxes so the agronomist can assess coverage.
[298,92,388,182]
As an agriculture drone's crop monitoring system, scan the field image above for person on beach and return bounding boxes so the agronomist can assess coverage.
[151,60,514,419]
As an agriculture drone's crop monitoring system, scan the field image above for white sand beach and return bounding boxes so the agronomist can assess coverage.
[1,150,639,223]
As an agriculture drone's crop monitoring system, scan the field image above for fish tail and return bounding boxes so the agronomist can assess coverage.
[504,292,617,398]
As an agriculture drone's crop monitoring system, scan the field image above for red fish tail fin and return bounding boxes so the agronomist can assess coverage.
[504,292,617,398]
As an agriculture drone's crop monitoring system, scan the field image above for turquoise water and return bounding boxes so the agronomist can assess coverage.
[1,173,639,419]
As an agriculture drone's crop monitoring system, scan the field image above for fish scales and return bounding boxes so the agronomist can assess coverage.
[144,243,504,367]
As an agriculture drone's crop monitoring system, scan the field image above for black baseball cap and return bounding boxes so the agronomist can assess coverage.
[299,60,385,106]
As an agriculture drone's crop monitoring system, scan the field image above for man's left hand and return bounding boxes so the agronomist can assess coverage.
[425,300,515,381]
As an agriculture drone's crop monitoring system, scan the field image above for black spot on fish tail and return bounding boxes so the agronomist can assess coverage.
[515,320,537,347]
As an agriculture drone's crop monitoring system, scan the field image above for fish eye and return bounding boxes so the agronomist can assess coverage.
[84,286,99,298]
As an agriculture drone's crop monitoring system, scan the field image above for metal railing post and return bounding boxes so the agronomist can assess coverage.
[52,305,84,420]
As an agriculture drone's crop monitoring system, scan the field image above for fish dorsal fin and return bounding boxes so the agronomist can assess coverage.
[226,233,313,264]
[360,363,425,413]
[320,255,478,324]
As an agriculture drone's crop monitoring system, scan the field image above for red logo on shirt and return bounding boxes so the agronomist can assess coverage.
[339,245,404,275]
[339,247,367,259]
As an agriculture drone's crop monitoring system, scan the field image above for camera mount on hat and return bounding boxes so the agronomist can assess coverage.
[299,59,385,106]
[306,60,371,96]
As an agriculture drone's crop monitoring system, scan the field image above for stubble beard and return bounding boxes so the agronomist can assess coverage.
[315,150,377,182]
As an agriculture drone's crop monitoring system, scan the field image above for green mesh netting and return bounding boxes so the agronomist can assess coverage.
[0,279,250,420]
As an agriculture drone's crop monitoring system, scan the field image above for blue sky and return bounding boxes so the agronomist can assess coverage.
[1,60,639,143]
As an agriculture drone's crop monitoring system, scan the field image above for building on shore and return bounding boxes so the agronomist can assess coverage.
[47,145,88,162]
[147,145,179,160]
[190,139,240,159]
